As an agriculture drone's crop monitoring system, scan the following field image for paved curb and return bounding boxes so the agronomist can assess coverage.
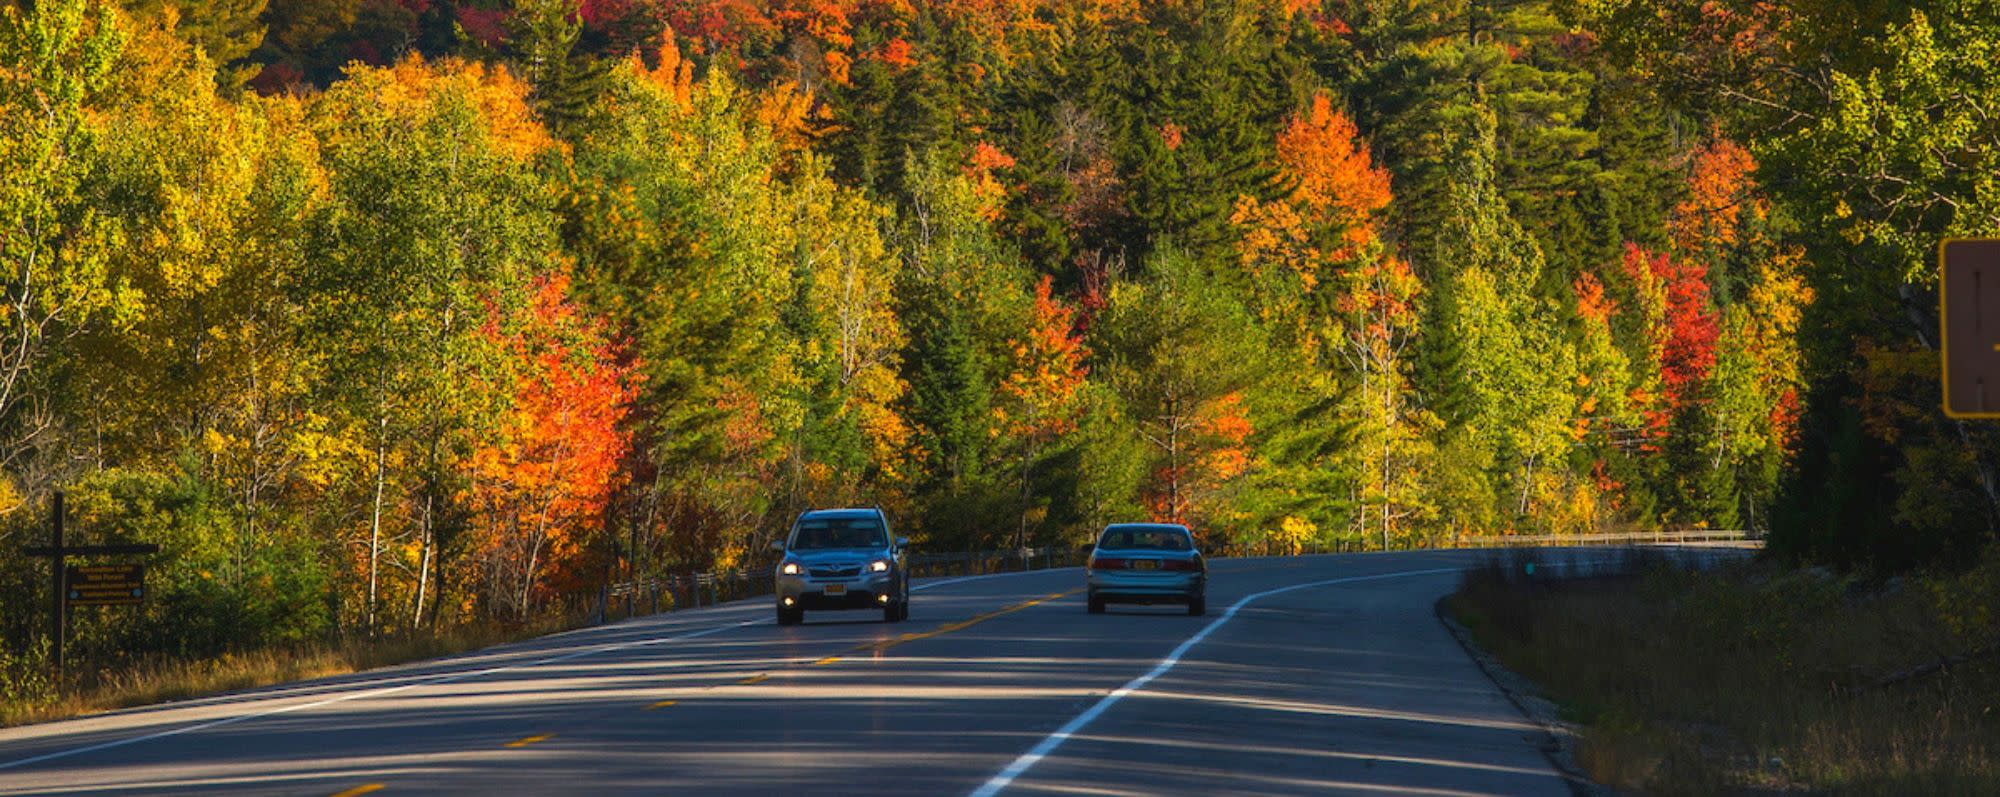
[1434,596,1617,797]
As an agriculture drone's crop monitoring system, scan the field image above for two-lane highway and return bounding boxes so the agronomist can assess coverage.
[0,550,1608,796]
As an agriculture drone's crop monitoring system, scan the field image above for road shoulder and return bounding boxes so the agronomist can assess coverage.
[1434,596,1613,797]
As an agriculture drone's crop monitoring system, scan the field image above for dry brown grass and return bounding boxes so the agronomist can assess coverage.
[1448,551,2000,795]
[0,618,581,729]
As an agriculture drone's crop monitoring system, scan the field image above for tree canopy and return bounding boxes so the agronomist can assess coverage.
[1,0,1992,665]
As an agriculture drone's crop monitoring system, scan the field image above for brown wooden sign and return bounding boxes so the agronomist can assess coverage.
[1941,239,2000,418]
[66,563,145,606]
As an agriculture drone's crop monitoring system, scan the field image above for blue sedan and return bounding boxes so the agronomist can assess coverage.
[1086,523,1207,616]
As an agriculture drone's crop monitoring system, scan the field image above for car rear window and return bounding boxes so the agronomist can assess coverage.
[790,517,888,550]
[1097,526,1192,551]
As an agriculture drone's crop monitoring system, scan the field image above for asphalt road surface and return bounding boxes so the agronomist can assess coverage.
[0,549,1652,796]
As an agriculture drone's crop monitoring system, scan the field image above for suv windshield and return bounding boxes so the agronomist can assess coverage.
[1097,526,1192,551]
[790,517,888,550]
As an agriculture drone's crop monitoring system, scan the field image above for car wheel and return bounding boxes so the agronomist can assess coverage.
[897,599,910,621]
[1187,596,1206,616]
[883,600,904,623]
[1087,594,1105,614]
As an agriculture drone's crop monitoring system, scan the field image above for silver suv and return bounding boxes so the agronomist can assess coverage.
[771,508,909,625]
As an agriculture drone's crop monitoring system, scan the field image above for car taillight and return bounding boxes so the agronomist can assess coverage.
[1089,556,1126,570]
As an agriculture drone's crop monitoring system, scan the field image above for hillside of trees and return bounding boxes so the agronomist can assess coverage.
[0,0,1994,661]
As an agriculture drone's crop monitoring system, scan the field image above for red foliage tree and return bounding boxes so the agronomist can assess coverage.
[1659,258,1719,401]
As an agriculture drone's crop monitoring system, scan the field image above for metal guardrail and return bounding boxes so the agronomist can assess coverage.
[590,529,1758,622]
[1449,529,1759,548]
[905,547,1089,578]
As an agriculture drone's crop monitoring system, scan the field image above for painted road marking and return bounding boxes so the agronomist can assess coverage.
[329,785,384,797]
[503,734,554,749]
[866,590,1077,656]
[0,618,760,773]
[967,558,1626,796]
[967,566,1466,797]
[668,588,1081,715]
[641,591,1075,712]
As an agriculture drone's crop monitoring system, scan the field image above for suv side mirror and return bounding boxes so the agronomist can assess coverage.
[895,536,910,550]
[768,540,786,553]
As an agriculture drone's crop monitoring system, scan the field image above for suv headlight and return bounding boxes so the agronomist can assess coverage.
[870,559,891,573]
[781,562,802,576]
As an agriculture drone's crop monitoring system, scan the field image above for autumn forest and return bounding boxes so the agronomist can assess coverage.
[1,0,1995,668]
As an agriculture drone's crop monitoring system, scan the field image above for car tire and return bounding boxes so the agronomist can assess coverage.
[777,605,801,626]
[884,600,905,623]
[1187,596,1206,616]
[1087,594,1105,614]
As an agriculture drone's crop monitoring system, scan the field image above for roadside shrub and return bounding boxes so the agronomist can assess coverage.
[1452,554,2000,795]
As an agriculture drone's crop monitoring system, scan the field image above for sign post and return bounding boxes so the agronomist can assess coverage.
[1941,239,2000,417]
[18,491,159,682]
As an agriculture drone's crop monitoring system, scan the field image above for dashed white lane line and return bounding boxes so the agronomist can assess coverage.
[0,619,759,773]
[967,566,1467,797]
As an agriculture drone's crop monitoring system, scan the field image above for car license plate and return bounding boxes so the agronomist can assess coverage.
[824,583,847,595]
[1133,560,1158,570]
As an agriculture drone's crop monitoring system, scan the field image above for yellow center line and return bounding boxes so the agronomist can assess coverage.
[639,588,1081,713]
[329,785,384,797]
[503,733,554,749]
[861,588,1081,656]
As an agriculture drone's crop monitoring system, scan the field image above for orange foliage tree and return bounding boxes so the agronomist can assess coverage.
[995,275,1088,546]
[467,275,640,620]
[1153,390,1254,526]
[1231,89,1426,546]
[1232,90,1395,361]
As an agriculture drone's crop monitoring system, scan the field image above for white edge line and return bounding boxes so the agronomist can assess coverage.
[0,619,760,773]
[967,558,1622,797]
